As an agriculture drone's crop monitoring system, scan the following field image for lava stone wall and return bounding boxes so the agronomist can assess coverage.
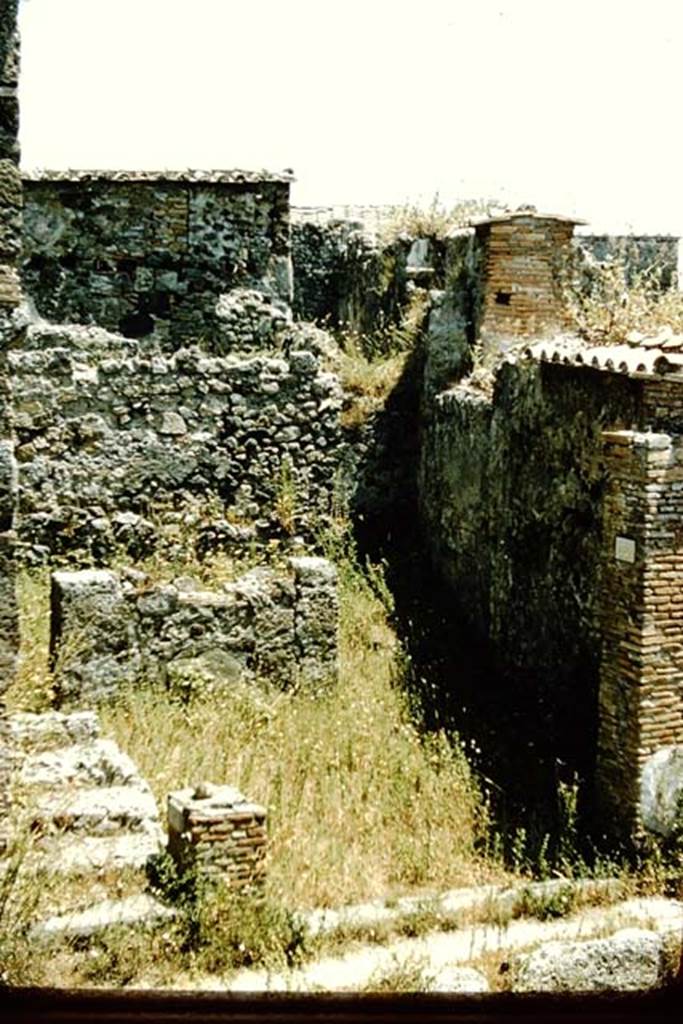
[291,220,413,334]
[419,346,683,830]
[51,557,339,707]
[0,0,21,847]
[10,322,344,560]
[21,171,293,347]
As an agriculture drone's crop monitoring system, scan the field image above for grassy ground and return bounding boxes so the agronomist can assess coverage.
[99,545,498,910]
[0,536,509,987]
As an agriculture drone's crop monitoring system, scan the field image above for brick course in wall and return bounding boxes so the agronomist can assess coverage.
[474,213,580,350]
[168,784,267,888]
[421,354,683,837]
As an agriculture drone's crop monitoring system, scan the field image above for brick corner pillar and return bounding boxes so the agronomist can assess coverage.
[0,0,22,851]
[597,429,683,840]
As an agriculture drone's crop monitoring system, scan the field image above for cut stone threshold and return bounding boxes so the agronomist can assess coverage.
[30,894,177,944]
[298,876,626,938]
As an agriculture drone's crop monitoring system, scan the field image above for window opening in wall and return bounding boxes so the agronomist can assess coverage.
[495,290,512,306]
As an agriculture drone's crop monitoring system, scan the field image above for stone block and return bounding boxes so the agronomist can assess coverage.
[513,928,669,992]
[50,569,139,707]
[640,745,683,837]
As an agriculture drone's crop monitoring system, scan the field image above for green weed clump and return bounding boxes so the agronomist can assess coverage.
[336,289,428,429]
[378,195,502,244]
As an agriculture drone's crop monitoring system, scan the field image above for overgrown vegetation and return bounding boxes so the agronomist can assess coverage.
[378,195,504,244]
[100,535,493,909]
[566,255,683,344]
[0,527,504,987]
[335,289,429,428]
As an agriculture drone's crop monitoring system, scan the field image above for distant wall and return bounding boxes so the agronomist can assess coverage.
[576,235,680,288]
[291,220,413,334]
[21,171,293,347]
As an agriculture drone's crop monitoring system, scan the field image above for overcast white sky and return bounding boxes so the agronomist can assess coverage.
[16,0,683,233]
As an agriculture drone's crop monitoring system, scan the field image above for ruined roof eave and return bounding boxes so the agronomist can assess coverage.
[21,168,295,185]
[472,212,587,228]
[524,340,683,380]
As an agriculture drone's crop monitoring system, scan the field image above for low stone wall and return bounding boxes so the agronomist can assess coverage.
[10,314,345,559]
[50,556,339,707]
[21,170,293,347]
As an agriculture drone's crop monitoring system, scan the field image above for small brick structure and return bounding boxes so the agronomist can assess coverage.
[473,209,583,351]
[167,783,267,888]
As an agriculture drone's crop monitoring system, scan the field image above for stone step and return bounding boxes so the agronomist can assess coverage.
[7,711,99,753]
[32,785,161,837]
[30,894,177,944]
[19,739,145,789]
[30,831,164,874]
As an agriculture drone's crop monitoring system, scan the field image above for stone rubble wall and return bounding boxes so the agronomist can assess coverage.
[50,557,339,707]
[292,208,681,339]
[419,331,683,832]
[291,220,414,334]
[21,171,293,348]
[10,314,345,559]
[0,0,21,847]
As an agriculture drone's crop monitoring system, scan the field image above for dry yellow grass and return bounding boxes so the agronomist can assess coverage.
[101,551,497,909]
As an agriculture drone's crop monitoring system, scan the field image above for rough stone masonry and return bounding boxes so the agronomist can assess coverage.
[0,0,22,846]
[11,311,345,559]
[50,556,339,707]
[21,169,293,347]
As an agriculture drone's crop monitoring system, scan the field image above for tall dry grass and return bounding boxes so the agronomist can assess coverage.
[100,548,496,909]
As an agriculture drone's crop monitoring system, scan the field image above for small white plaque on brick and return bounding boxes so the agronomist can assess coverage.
[615,536,636,563]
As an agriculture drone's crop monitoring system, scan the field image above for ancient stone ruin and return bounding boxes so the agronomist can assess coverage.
[419,209,683,839]
[50,557,339,706]
[2,0,683,951]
